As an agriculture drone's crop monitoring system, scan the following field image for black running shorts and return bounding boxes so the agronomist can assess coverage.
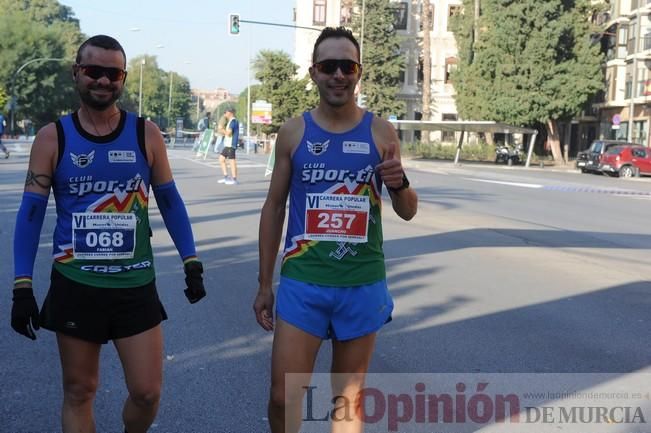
[220,146,236,159]
[39,268,168,344]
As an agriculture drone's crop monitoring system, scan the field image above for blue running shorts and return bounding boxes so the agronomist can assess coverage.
[276,276,393,341]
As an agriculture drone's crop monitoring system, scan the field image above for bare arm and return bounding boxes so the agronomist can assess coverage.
[372,117,418,221]
[24,123,58,195]
[254,116,304,330]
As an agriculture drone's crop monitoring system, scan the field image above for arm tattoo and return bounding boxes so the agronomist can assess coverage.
[25,170,52,189]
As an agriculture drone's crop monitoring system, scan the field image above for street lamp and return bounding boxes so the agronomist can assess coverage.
[9,57,67,136]
[138,58,145,117]
[167,71,174,128]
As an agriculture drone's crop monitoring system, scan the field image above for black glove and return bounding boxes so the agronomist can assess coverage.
[11,287,40,340]
[184,261,206,304]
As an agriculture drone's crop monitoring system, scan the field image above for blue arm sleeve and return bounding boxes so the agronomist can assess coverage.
[152,181,197,262]
[14,192,48,281]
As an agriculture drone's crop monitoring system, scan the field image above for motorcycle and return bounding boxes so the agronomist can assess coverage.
[495,145,521,165]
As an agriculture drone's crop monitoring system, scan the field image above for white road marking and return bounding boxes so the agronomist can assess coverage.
[169,156,266,168]
[464,178,544,189]
[465,177,651,199]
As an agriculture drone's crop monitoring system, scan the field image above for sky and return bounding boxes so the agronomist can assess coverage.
[59,0,297,94]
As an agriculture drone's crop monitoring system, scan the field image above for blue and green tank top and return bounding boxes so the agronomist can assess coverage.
[281,111,386,286]
[51,110,155,288]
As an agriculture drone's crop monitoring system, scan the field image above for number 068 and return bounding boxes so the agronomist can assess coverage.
[85,231,125,248]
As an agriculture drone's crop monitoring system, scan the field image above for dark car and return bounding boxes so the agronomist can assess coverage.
[599,145,651,177]
[576,140,635,173]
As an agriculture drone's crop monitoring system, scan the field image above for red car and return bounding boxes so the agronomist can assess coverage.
[599,145,651,177]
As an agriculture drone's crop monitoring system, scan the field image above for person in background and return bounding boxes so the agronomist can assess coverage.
[213,113,227,154]
[10,35,206,433]
[217,108,239,185]
[0,112,9,158]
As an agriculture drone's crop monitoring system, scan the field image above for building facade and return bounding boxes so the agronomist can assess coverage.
[293,0,461,141]
[191,87,235,114]
[594,0,651,148]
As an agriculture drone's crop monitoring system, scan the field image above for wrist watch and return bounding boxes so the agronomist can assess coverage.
[388,172,410,192]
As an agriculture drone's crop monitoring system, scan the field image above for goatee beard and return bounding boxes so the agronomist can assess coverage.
[79,88,122,111]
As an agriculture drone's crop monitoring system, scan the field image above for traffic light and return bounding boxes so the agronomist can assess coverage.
[229,14,240,35]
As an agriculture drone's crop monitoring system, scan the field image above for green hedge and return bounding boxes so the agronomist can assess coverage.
[403,141,497,161]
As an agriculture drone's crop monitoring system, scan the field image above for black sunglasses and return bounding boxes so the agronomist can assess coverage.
[77,64,127,82]
[313,59,361,75]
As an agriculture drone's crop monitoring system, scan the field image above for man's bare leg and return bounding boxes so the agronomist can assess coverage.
[330,333,377,433]
[269,318,322,433]
[57,333,102,433]
[114,325,163,433]
[219,155,228,177]
[229,159,238,180]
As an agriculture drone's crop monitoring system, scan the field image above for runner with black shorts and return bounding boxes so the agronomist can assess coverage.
[217,108,239,185]
[11,35,206,433]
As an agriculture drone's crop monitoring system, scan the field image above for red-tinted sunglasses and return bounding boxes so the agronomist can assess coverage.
[313,59,361,75]
[77,64,127,82]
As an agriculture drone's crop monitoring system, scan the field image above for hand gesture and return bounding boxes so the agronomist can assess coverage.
[184,261,206,304]
[253,290,274,331]
[11,288,40,340]
[375,144,404,190]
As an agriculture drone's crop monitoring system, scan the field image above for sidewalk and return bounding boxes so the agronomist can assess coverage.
[403,156,582,174]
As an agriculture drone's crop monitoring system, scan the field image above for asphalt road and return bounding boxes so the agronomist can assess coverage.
[0,148,649,433]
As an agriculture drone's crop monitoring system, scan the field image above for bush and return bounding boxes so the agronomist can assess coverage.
[403,141,497,162]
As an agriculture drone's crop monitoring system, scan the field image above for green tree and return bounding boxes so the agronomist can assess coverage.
[121,56,192,130]
[252,50,318,134]
[0,87,8,113]
[452,0,604,162]
[167,73,192,130]
[0,0,83,132]
[352,0,405,118]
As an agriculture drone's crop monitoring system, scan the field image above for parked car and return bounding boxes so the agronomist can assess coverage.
[599,145,651,177]
[576,140,635,173]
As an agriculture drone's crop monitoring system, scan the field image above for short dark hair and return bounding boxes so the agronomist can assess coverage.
[226,107,235,114]
[76,35,126,67]
[312,27,360,64]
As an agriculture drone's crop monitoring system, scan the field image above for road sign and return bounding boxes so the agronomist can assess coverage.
[252,100,272,124]
[229,13,240,35]
[175,118,184,138]
[612,114,621,126]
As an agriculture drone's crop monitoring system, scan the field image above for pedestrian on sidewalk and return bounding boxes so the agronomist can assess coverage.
[10,35,206,433]
[217,108,239,185]
[254,26,418,433]
[0,112,9,158]
[213,113,227,154]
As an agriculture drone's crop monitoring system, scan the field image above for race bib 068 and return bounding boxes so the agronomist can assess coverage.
[72,212,137,260]
[304,193,369,243]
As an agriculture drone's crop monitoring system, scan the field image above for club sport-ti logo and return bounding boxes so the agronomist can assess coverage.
[307,139,330,156]
[71,150,95,168]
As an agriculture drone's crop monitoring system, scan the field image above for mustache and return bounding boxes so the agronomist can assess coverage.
[88,83,116,91]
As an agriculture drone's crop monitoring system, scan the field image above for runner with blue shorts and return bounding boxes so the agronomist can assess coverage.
[254,26,419,433]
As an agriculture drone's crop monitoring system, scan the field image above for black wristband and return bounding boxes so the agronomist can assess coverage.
[388,172,410,192]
